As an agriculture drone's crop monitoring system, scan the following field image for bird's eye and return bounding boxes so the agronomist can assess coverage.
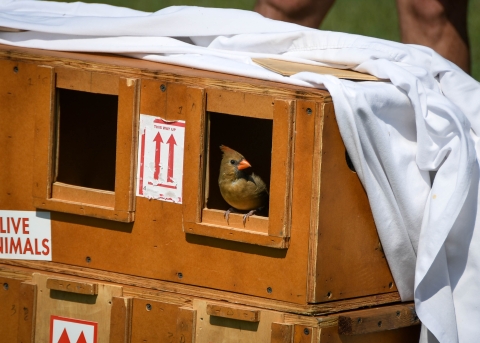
[230,160,236,165]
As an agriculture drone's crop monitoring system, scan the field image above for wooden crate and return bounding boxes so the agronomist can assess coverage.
[0,44,397,310]
[0,267,420,342]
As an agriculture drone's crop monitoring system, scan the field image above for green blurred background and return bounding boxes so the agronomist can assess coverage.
[55,0,479,81]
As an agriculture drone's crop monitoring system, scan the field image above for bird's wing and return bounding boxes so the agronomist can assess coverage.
[249,173,268,194]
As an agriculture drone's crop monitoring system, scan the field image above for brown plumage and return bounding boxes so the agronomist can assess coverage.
[218,145,268,224]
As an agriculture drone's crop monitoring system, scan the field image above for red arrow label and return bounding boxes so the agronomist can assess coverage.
[153,132,163,180]
[58,328,71,343]
[76,332,87,343]
[166,134,177,183]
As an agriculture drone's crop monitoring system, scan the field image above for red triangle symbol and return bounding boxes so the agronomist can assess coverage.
[76,331,87,343]
[58,328,71,343]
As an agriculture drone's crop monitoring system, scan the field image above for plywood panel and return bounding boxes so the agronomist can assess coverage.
[140,78,167,118]
[0,60,53,210]
[17,282,37,343]
[314,102,395,302]
[130,298,194,343]
[271,322,294,343]
[33,273,122,343]
[206,89,274,119]
[194,299,284,343]
[0,277,21,342]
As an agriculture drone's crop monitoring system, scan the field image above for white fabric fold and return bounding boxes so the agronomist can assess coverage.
[1,1,480,342]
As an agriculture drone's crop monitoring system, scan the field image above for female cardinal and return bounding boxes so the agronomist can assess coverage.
[218,145,269,224]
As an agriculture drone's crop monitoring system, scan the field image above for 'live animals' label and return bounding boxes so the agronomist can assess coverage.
[136,114,185,204]
[0,210,51,260]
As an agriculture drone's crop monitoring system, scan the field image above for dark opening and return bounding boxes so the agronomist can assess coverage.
[207,112,272,217]
[56,89,118,191]
[345,149,356,173]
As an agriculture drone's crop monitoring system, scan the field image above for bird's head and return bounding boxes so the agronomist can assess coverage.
[219,145,251,178]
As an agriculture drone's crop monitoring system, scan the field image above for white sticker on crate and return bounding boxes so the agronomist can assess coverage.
[50,316,98,343]
[0,210,51,260]
[136,114,185,204]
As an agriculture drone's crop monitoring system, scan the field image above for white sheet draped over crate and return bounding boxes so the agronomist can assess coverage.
[1,1,480,342]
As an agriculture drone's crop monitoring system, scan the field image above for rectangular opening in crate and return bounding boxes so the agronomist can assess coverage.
[206,112,272,222]
[55,89,118,192]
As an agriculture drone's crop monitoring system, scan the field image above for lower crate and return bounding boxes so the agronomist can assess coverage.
[0,266,420,342]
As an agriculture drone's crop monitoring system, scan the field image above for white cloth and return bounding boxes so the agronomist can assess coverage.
[1,1,480,342]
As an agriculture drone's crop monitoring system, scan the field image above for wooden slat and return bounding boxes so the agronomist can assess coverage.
[17,282,37,343]
[1,261,402,315]
[0,45,331,102]
[206,89,274,119]
[185,222,289,248]
[268,99,294,237]
[291,100,317,303]
[33,197,133,222]
[271,322,294,343]
[306,102,323,302]
[182,86,207,224]
[114,77,139,214]
[30,64,55,201]
[109,297,132,343]
[51,182,115,208]
[338,304,420,335]
[46,277,98,295]
[0,277,21,342]
[201,208,268,234]
[56,67,119,95]
[206,303,260,322]
[139,79,167,118]
[176,307,196,343]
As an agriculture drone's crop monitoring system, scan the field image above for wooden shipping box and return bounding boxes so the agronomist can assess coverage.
[0,267,420,343]
[0,44,399,312]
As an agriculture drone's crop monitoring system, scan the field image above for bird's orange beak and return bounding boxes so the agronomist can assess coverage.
[237,159,251,170]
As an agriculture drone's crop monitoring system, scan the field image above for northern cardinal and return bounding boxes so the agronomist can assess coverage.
[218,145,268,225]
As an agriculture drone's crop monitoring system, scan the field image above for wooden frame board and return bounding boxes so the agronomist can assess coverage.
[183,88,294,248]
[32,68,139,222]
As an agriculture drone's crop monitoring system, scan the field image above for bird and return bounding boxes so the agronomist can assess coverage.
[218,145,268,225]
